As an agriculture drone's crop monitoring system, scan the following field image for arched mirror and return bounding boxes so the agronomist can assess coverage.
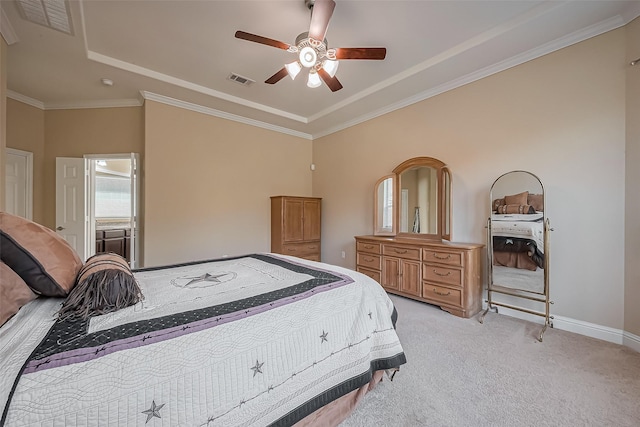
[374,157,451,241]
[479,170,552,341]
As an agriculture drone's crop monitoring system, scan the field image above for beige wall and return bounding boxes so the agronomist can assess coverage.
[625,17,640,337]
[143,101,312,267]
[43,107,144,229]
[1,38,7,211]
[313,29,627,330]
[6,98,45,223]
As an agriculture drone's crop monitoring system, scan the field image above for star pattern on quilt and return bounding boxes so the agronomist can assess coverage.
[142,400,165,424]
[251,359,264,377]
[184,272,231,287]
[320,330,328,343]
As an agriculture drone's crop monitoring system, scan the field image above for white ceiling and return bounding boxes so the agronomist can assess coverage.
[2,0,639,139]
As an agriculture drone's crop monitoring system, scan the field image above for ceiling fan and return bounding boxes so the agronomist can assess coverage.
[235,0,386,92]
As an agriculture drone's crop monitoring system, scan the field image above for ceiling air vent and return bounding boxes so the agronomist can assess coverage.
[16,0,73,35]
[227,73,255,87]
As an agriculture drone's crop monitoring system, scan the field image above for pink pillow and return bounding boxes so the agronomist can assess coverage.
[0,261,37,326]
[0,212,83,297]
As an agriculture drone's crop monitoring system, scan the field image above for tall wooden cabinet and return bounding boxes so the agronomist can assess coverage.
[271,196,321,262]
[356,235,483,318]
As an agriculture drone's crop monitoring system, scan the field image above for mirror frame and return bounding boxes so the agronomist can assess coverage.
[377,156,451,241]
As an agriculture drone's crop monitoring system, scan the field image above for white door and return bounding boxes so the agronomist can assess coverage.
[56,157,87,261]
[5,148,33,219]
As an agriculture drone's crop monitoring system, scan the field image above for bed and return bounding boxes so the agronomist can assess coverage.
[0,213,406,426]
[491,193,545,271]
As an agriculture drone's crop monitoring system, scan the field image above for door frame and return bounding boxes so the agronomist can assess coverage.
[5,148,33,220]
[85,153,140,268]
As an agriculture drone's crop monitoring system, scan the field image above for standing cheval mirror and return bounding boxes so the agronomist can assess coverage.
[478,171,553,341]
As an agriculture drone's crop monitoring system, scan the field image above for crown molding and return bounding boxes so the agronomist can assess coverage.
[7,91,44,109]
[0,7,18,45]
[45,98,142,110]
[311,14,628,140]
[141,91,312,140]
[86,50,308,124]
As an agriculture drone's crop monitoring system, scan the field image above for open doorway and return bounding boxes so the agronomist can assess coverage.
[56,153,140,268]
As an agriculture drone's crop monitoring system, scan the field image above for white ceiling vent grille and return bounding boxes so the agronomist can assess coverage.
[16,0,73,35]
[227,73,255,87]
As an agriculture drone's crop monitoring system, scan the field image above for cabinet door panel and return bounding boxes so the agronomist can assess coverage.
[400,260,421,297]
[283,199,304,242]
[303,199,321,241]
[382,257,400,290]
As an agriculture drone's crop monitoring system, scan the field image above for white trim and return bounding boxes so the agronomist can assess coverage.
[623,331,640,353]
[482,303,632,348]
[5,148,33,220]
[0,7,19,45]
[311,14,627,139]
[141,91,313,140]
[7,91,45,110]
[87,51,308,124]
[5,5,634,139]
[45,99,142,110]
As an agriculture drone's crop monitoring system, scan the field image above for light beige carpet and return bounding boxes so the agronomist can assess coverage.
[342,295,640,427]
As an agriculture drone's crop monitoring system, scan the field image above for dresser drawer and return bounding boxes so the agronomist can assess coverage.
[422,283,462,307]
[423,264,463,287]
[281,242,320,256]
[357,253,382,270]
[357,241,381,254]
[357,267,381,283]
[383,245,421,260]
[422,248,463,267]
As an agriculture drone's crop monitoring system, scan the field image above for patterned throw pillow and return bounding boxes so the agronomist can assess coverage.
[0,212,82,297]
[57,253,143,321]
[0,261,37,326]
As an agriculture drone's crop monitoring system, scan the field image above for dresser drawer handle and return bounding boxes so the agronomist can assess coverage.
[433,253,451,260]
[394,249,407,254]
[287,248,297,252]
[433,269,451,277]
[363,257,374,262]
[433,288,451,296]
[364,244,374,249]
[308,246,317,249]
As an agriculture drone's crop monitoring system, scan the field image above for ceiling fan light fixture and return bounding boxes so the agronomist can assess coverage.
[299,46,317,67]
[322,59,339,78]
[307,70,322,88]
[285,61,302,80]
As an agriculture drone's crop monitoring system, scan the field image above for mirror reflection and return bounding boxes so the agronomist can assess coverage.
[490,171,545,294]
[399,167,438,234]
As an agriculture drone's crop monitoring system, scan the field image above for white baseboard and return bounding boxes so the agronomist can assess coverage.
[482,303,639,352]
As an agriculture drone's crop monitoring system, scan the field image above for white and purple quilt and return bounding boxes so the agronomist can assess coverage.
[1,253,405,426]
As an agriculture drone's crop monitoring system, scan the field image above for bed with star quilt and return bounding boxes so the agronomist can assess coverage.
[0,253,406,426]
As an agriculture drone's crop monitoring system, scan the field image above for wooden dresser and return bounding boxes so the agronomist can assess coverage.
[271,196,322,262]
[355,235,483,318]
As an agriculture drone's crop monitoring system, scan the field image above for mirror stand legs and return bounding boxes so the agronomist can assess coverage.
[478,302,498,324]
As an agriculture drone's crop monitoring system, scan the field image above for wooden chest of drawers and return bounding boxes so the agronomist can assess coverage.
[355,235,484,318]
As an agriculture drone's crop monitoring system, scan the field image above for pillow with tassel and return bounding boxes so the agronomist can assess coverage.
[58,253,143,321]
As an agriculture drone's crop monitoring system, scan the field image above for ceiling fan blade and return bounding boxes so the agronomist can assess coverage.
[318,68,343,92]
[334,47,387,60]
[308,0,335,42]
[235,30,291,50]
[265,67,289,85]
